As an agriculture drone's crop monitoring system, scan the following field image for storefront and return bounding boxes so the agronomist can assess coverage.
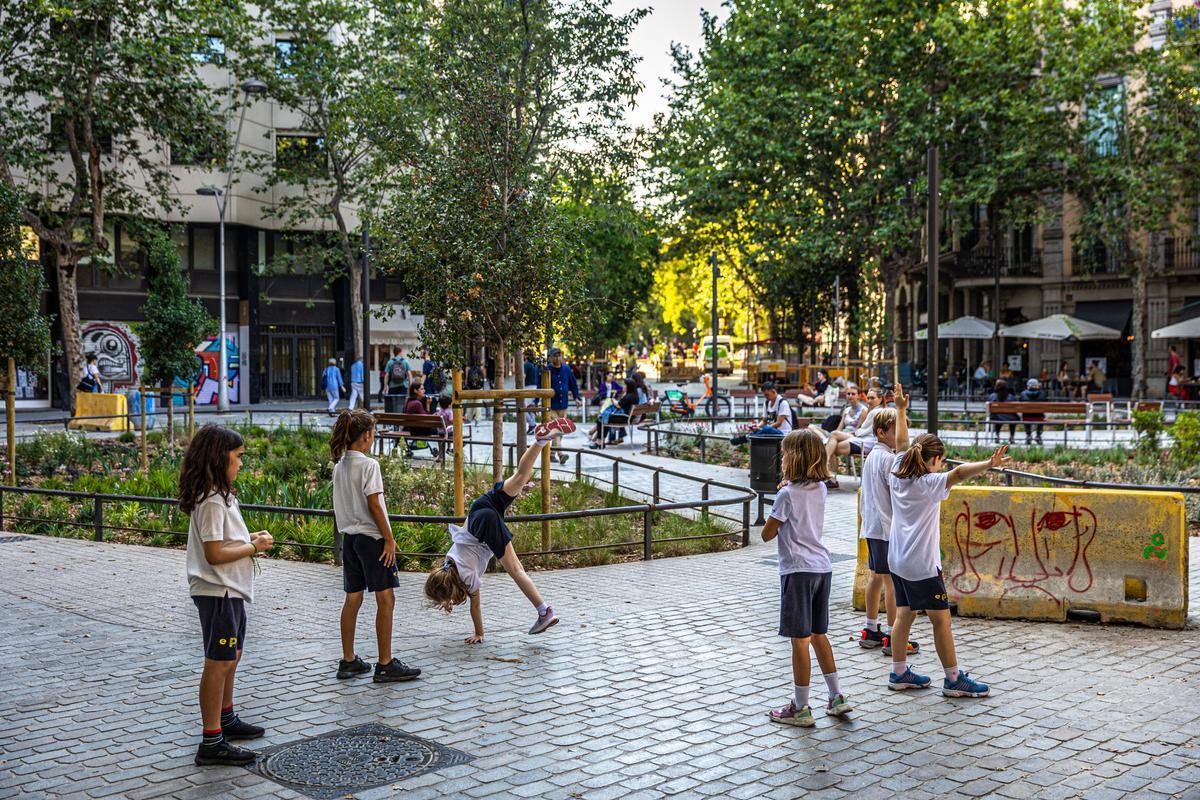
[257,324,337,400]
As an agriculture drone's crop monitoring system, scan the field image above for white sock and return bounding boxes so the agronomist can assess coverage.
[945,666,960,682]
[793,684,810,708]
[822,672,841,698]
[865,618,879,632]
[536,602,548,615]
[891,661,907,676]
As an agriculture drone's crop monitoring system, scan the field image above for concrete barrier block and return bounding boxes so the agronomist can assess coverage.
[853,486,1188,629]
[70,392,129,432]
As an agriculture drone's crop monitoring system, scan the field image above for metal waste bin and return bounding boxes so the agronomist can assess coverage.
[748,434,783,493]
[384,393,407,413]
[125,389,157,429]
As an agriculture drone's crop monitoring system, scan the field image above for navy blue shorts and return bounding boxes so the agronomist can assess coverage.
[468,482,516,560]
[778,572,832,639]
[891,570,950,611]
[193,594,246,661]
[866,538,890,575]
[343,534,401,593]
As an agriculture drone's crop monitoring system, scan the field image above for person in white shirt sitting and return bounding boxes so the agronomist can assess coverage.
[730,381,792,445]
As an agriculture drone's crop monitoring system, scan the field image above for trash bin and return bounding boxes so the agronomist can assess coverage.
[748,434,783,493]
[384,393,407,413]
[124,389,157,430]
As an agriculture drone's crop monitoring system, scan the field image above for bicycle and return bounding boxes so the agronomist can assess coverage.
[663,374,732,419]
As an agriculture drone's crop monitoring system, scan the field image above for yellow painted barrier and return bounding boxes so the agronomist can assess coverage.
[70,392,129,432]
[852,486,1188,629]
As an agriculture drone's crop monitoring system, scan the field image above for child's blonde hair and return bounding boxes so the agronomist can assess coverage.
[894,433,946,479]
[423,558,470,612]
[872,407,898,436]
[330,408,376,463]
[780,429,831,485]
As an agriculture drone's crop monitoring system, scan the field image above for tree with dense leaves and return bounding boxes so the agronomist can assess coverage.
[0,0,253,410]
[0,183,54,374]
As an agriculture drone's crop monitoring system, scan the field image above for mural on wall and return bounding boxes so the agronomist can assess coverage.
[82,322,239,404]
[81,322,140,388]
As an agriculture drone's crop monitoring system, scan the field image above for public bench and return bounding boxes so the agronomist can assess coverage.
[374,412,464,460]
[986,401,1089,442]
[597,401,661,448]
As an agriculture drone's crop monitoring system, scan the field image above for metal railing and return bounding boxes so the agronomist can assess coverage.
[0,442,756,566]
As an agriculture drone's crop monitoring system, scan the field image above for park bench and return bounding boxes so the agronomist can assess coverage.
[986,401,1089,443]
[730,388,758,416]
[374,412,465,461]
[596,401,661,448]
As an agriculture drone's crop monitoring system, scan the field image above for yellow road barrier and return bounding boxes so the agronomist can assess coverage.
[852,486,1188,629]
[70,392,129,432]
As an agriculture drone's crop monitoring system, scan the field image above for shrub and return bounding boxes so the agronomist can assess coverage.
[1131,409,1165,454]
[1168,411,1200,468]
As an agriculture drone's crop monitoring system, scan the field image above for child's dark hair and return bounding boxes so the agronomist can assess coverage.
[330,408,376,463]
[424,558,470,612]
[894,433,946,480]
[779,429,831,485]
[179,425,244,514]
[438,395,451,410]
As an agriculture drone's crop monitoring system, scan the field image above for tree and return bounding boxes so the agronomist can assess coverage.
[255,0,426,362]
[0,0,252,410]
[134,230,218,444]
[376,0,647,367]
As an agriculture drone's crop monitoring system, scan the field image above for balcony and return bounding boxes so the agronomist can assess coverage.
[1072,241,1125,275]
[952,245,1042,280]
[1164,236,1200,273]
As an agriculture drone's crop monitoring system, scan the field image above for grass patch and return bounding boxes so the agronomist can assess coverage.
[6,427,736,568]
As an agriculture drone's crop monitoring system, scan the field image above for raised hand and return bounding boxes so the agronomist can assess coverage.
[893,383,908,411]
[989,444,1012,468]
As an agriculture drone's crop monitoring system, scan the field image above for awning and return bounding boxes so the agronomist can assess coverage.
[1151,317,1200,339]
[915,315,997,340]
[368,305,425,345]
[999,314,1122,341]
[1072,299,1132,333]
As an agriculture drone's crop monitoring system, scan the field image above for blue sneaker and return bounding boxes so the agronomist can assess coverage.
[942,671,990,698]
[888,667,932,691]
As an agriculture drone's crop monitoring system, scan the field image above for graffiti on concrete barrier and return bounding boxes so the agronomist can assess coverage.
[1143,532,1167,560]
[948,500,1097,607]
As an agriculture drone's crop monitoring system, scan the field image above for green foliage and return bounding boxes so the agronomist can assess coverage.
[0,183,53,371]
[134,230,217,385]
[1131,409,1165,453]
[1168,411,1200,469]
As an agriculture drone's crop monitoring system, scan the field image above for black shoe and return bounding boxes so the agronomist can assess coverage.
[222,717,265,740]
[859,627,885,649]
[337,655,372,679]
[374,660,421,683]
[195,739,257,766]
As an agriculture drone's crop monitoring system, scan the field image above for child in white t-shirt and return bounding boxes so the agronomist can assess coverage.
[423,418,576,642]
[764,429,851,727]
[886,435,1010,698]
[856,384,919,658]
[330,409,421,684]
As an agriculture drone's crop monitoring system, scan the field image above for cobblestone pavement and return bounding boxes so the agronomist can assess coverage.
[2,459,1200,800]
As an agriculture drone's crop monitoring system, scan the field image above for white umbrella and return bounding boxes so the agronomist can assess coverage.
[915,315,997,340]
[998,313,1121,341]
[1151,317,1200,339]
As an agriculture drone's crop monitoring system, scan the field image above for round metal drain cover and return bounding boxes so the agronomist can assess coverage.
[251,723,471,799]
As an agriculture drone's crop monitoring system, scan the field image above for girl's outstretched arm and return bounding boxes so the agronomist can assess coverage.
[946,445,1011,489]
[466,591,484,644]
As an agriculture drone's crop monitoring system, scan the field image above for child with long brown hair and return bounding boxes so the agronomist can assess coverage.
[181,425,274,766]
[330,409,421,683]
[885,434,1010,697]
[763,429,851,727]
[423,417,575,642]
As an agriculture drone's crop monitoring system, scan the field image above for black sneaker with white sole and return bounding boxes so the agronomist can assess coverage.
[373,660,421,683]
[195,739,257,766]
[337,655,372,679]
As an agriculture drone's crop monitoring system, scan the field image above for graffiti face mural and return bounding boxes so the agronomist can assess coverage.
[82,322,139,386]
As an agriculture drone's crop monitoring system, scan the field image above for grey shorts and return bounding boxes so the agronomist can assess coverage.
[779,571,832,639]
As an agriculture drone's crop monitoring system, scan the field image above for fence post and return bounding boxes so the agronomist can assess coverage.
[755,492,766,526]
[654,429,660,456]
[93,494,103,542]
[612,460,620,495]
[642,508,652,561]
[652,469,660,508]
[333,529,343,567]
[701,480,710,520]
[574,450,581,481]
[742,499,750,546]
[1004,471,1013,487]
[699,436,706,463]
[0,487,5,530]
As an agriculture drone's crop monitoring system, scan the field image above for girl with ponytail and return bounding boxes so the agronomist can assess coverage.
[885,434,1010,699]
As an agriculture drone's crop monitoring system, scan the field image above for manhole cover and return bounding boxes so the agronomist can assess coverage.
[248,723,470,799]
[0,535,33,544]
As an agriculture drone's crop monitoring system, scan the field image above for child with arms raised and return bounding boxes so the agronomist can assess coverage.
[423,417,576,641]
[764,429,851,727]
[886,435,1010,697]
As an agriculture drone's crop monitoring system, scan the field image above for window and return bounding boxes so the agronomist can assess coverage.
[192,35,226,65]
[170,227,190,270]
[275,38,297,78]
[1087,83,1124,156]
[49,113,112,153]
[171,118,225,167]
[193,227,216,270]
[275,134,326,177]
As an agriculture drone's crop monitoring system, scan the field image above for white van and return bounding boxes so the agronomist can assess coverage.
[698,336,734,374]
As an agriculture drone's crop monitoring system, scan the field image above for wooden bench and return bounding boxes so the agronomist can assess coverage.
[986,401,1089,442]
[374,412,463,460]
[595,401,661,448]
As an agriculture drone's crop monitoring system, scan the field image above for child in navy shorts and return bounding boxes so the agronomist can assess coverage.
[764,429,852,727]
[330,409,421,683]
[181,425,274,766]
[886,434,1010,697]
[423,418,575,642]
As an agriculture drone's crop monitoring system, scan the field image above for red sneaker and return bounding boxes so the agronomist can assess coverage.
[534,417,576,441]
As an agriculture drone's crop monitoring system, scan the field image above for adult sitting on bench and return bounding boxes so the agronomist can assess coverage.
[822,385,880,488]
[402,385,441,457]
[730,381,792,445]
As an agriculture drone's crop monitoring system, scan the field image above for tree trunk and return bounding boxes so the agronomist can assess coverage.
[55,257,84,414]
[349,259,363,362]
[163,385,175,451]
[513,340,526,456]
[1131,264,1148,400]
[492,339,505,483]
[6,356,15,486]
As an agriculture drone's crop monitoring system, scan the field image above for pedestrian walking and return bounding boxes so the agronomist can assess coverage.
[348,357,365,409]
[322,358,345,415]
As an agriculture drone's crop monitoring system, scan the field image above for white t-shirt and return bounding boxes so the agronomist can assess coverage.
[841,401,866,430]
[859,442,894,541]
[855,406,882,438]
[186,492,255,602]
[446,524,492,594]
[887,454,951,581]
[766,396,793,434]
[333,450,388,538]
[768,481,831,574]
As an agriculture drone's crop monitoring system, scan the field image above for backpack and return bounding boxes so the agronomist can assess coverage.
[319,370,328,391]
[389,357,409,387]
[772,396,797,429]
[466,365,484,390]
[428,366,445,393]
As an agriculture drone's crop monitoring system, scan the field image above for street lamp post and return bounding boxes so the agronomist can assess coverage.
[926,142,940,435]
[198,78,266,412]
[710,251,719,407]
